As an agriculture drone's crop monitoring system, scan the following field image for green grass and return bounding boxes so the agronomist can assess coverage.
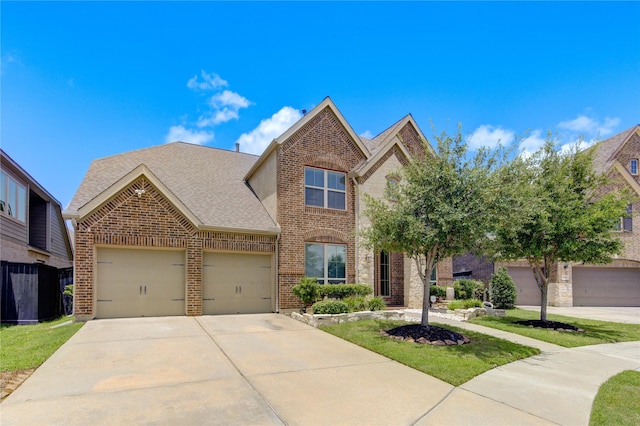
[470,309,640,347]
[589,370,640,425]
[320,319,540,386]
[1,316,84,372]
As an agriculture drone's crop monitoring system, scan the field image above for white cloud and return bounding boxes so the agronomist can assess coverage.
[558,114,621,138]
[197,108,239,127]
[467,125,515,149]
[518,129,546,157]
[165,125,214,145]
[360,130,373,139]
[236,106,303,155]
[210,90,251,109]
[187,70,228,91]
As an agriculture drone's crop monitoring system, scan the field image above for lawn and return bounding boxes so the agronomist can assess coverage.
[589,370,640,426]
[1,316,84,372]
[320,319,540,386]
[469,309,640,347]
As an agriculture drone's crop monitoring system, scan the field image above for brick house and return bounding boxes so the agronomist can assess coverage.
[64,97,453,320]
[499,124,640,307]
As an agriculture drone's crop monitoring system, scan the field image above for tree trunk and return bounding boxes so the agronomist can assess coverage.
[421,279,431,327]
[530,263,549,321]
[414,253,434,327]
[540,284,548,321]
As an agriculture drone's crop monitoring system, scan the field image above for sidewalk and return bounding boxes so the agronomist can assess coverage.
[404,309,640,425]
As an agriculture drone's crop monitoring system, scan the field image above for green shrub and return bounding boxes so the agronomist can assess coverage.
[447,299,482,310]
[318,284,372,300]
[366,296,386,311]
[343,296,368,312]
[292,277,320,311]
[453,279,485,300]
[489,267,517,309]
[429,285,446,299]
[312,300,349,314]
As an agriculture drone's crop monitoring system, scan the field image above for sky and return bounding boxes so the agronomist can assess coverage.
[2,1,639,209]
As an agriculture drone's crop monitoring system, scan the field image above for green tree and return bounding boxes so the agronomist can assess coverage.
[490,137,630,321]
[361,126,505,327]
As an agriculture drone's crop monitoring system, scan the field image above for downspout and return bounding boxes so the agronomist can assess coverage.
[352,176,359,284]
[275,232,280,313]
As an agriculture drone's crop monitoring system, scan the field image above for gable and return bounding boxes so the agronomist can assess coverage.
[397,121,429,159]
[78,176,197,240]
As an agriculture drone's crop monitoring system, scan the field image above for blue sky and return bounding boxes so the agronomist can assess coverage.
[2,1,639,208]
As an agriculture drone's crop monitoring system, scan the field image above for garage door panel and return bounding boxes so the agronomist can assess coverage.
[203,252,272,315]
[573,268,640,307]
[507,267,541,306]
[96,248,185,318]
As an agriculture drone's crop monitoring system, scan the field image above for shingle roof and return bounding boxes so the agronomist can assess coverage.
[69,142,278,233]
[591,124,639,174]
[361,115,409,156]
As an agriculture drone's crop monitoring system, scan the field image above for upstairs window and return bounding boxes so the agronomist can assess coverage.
[304,167,346,210]
[0,171,26,222]
[631,159,638,176]
[386,176,399,201]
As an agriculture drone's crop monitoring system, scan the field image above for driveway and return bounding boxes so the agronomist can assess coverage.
[517,306,640,324]
[1,314,460,425]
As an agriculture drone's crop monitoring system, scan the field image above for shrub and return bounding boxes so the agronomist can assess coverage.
[292,277,320,311]
[318,284,372,300]
[312,300,349,314]
[429,285,446,299]
[453,279,485,300]
[343,296,368,312]
[366,296,386,311]
[447,299,482,310]
[489,267,517,309]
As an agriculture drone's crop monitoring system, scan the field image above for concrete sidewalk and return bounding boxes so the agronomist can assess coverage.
[2,313,638,425]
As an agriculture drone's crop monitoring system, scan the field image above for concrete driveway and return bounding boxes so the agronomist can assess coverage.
[1,314,461,425]
[517,306,640,324]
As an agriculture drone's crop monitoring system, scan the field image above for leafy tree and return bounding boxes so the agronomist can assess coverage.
[361,126,505,327]
[490,137,630,321]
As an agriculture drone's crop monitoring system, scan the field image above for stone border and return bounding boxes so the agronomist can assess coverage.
[291,307,506,328]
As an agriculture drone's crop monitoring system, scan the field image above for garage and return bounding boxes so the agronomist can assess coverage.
[507,266,541,306]
[572,267,640,307]
[203,252,272,315]
[96,248,186,318]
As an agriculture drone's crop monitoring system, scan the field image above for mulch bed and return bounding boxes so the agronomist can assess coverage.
[514,319,585,332]
[381,324,470,346]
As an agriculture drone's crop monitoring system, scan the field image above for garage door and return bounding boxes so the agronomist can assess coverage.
[507,267,541,306]
[96,248,185,318]
[203,252,272,315]
[573,267,640,306]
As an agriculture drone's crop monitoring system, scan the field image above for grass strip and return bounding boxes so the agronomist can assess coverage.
[589,370,640,426]
[1,316,84,372]
[320,319,539,386]
[470,308,640,348]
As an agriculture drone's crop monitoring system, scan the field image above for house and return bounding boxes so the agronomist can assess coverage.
[64,97,453,320]
[499,125,640,307]
[1,149,74,323]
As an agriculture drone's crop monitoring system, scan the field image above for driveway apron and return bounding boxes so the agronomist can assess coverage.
[1,314,456,425]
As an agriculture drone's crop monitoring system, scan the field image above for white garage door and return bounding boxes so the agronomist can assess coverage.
[96,248,186,318]
[203,252,272,315]
[507,267,541,306]
[573,267,640,307]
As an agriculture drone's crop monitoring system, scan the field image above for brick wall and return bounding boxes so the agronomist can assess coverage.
[276,107,366,309]
[74,176,275,320]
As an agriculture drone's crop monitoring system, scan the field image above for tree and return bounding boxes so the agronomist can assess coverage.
[490,137,630,321]
[360,126,504,327]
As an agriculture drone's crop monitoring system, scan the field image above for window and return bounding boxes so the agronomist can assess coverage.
[429,264,437,285]
[614,204,633,232]
[0,171,26,222]
[385,177,399,201]
[304,167,346,210]
[305,243,346,284]
[631,159,638,176]
[379,251,390,296]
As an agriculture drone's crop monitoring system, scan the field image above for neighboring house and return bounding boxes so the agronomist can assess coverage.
[1,149,74,323]
[64,97,453,320]
[497,125,640,307]
[1,149,73,268]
